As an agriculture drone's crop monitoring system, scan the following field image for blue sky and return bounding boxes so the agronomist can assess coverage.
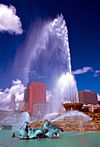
[0,0,100,94]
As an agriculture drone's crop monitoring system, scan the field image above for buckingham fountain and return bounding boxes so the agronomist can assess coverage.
[27,14,80,114]
[0,15,98,134]
[21,15,93,131]
[31,14,81,116]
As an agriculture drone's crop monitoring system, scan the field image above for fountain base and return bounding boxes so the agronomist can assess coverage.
[63,102,83,111]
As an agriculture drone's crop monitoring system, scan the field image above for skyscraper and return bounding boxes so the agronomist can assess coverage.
[79,90,98,105]
[9,94,16,110]
[29,82,46,116]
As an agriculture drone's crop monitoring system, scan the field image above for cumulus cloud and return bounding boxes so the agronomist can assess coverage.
[9,79,25,97]
[95,70,100,74]
[72,67,93,75]
[12,79,22,85]
[0,4,23,34]
[0,79,25,109]
[73,66,100,78]
[93,70,100,77]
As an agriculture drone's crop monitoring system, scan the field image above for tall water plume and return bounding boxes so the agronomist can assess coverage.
[14,15,78,114]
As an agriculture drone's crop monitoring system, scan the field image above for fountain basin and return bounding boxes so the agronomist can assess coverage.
[63,102,83,111]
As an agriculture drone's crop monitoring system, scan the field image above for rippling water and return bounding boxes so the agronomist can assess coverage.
[0,131,100,147]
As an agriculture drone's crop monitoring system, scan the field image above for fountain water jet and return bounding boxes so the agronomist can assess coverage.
[44,15,78,114]
[0,111,30,130]
[51,110,92,122]
[14,14,79,115]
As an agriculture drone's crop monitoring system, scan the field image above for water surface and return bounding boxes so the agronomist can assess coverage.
[0,131,100,147]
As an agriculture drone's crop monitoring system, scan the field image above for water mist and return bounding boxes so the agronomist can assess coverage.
[14,15,79,115]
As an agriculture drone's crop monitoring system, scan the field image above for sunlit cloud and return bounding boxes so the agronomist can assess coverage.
[93,70,100,77]
[12,79,22,85]
[0,79,25,109]
[0,4,23,34]
[95,70,100,74]
[73,66,100,78]
[72,66,93,75]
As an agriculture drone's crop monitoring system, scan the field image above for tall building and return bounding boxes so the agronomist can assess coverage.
[9,94,16,110]
[79,90,98,105]
[29,82,46,116]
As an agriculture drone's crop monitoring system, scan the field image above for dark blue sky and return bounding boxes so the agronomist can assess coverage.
[0,0,100,93]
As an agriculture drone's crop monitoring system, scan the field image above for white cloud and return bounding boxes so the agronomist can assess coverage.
[72,66,93,75]
[0,79,25,109]
[95,70,100,74]
[0,4,23,34]
[4,88,9,93]
[12,79,21,85]
[93,70,100,77]
[10,84,24,95]
[73,67,100,78]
